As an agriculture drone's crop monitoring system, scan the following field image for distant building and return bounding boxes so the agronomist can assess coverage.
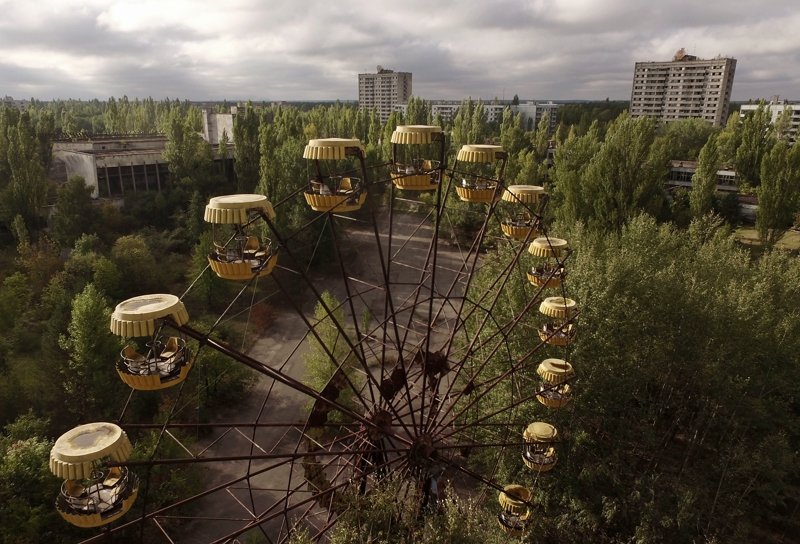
[739,96,799,144]
[50,116,233,198]
[630,49,736,126]
[515,101,560,132]
[666,160,757,221]
[51,136,170,198]
[358,66,412,122]
[394,100,560,132]
[201,109,234,145]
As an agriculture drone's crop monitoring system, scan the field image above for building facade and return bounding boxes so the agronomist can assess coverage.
[740,97,799,144]
[358,66,412,122]
[630,49,736,126]
[393,100,561,133]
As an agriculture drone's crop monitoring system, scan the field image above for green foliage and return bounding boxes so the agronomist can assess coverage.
[690,133,720,217]
[556,101,628,135]
[1,109,50,230]
[51,175,95,247]
[735,103,775,187]
[405,96,432,125]
[304,291,362,421]
[234,103,262,193]
[660,118,717,161]
[756,140,800,248]
[0,413,76,544]
[470,215,800,543]
[552,114,667,230]
[57,283,125,420]
[287,480,507,544]
[110,234,162,296]
[163,110,215,194]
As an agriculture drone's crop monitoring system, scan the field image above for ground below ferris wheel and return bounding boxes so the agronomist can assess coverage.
[159,210,521,544]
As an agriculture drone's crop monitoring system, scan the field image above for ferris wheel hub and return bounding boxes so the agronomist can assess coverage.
[408,434,437,468]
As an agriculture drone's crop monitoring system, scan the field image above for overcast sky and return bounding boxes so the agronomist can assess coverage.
[1,0,797,102]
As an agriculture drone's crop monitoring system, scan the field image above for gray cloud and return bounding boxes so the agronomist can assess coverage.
[0,0,798,102]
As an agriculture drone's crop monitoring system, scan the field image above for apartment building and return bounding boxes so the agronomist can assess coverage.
[630,49,736,126]
[393,100,561,133]
[358,66,412,122]
[740,97,799,144]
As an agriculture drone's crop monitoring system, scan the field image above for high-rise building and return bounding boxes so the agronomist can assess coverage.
[358,66,412,122]
[630,49,736,126]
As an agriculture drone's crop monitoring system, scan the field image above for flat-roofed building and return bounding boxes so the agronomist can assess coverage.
[394,100,560,132]
[630,49,736,126]
[358,66,412,122]
[740,97,799,144]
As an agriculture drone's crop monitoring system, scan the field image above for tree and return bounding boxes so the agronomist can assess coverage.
[772,106,794,142]
[550,123,601,225]
[218,127,230,180]
[51,175,95,247]
[756,140,800,248]
[736,103,774,186]
[405,96,431,125]
[163,110,215,193]
[304,291,362,422]
[716,112,741,165]
[661,117,717,161]
[57,283,124,420]
[690,134,720,217]
[469,214,800,543]
[110,234,161,296]
[233,103,261,193]
[0,414,73,544]
[2,110,49,230]
[554,114,667,230]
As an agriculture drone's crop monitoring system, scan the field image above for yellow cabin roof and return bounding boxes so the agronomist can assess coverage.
[537,358,575,383]
[502,185,545,204]
[303,138,364,160]
[539,296,578,319]
[498,484,532,514]
[456,144,505,163]
[204,194,276,223]
[523,422,558,442]
[390,125,443,145]
[50,422,133,480]
[528,237,569,257]
[110,294,189,337]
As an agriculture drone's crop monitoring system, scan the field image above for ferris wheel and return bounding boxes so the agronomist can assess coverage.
[48,127,581,543]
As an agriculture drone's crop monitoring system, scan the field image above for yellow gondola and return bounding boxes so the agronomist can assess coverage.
[390,125,444,191]
[522,422,558,472]
[110,294,193,391]
[50,423,139,528]
[497,484,532,537]
[303,138,368,212]
[501,212,540,241]
[527,237,569,288]
[453,144,507,203]
[536,358,575,409]
[538,296,578,345]
[205,194,278,280]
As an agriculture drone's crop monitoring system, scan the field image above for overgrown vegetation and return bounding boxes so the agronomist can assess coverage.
[0,94,798,542]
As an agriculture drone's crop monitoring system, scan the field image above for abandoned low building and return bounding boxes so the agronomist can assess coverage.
[49,110,233,198]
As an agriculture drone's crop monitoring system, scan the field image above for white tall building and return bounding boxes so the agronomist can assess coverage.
[394,100,560,133]
[630,49,736,126]
[358,66,412,122]
[740,97,799,144]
